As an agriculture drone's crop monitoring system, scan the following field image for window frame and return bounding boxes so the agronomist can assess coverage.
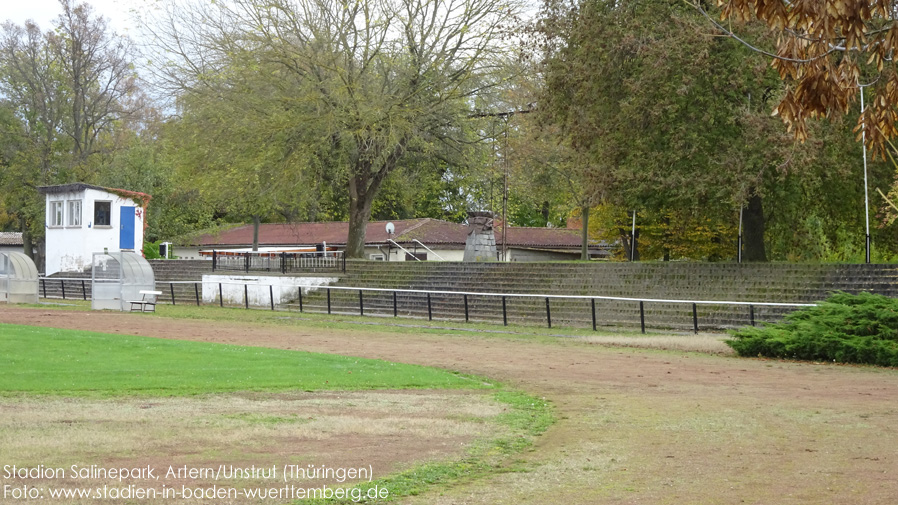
[93,200,112,227]
[66,200,82,227]
[49,200,64,228]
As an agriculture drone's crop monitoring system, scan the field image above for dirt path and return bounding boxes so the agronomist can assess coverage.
[3,307,898,504]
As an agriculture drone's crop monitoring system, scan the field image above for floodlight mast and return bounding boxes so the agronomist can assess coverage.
[860,87,871,264]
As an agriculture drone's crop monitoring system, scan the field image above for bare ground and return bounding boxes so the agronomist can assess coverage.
[2,307,898,504]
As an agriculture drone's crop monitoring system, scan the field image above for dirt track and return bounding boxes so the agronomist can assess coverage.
[3,307,898,504]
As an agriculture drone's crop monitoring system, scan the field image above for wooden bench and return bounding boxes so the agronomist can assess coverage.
[129,290,162,313]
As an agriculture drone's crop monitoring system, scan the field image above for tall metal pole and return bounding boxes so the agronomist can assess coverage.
[861,87,872,263]
[502,117,509,262]
[738,206,743,263]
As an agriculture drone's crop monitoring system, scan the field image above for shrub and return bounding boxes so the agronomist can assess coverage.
[726,292,898,366]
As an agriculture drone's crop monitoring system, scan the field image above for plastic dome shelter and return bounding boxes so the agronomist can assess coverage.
[0,252,39,304]
[91,252,155,311]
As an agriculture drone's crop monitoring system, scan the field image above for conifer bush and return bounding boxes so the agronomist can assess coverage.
[727,292,898,366]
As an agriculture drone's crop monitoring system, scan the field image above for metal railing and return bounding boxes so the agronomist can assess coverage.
[63,279,812,334]
[35,275,815,333]
[412,239,445,260]
[210,250,345,273]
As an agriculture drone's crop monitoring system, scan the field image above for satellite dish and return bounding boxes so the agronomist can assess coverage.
[385,222,395,234]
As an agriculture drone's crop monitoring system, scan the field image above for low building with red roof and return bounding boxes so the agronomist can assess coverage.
[176,218,610,261]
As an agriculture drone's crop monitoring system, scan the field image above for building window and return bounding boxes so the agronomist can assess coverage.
[94,201,111,226]
[67,200,82,227]
[49,201,64,227]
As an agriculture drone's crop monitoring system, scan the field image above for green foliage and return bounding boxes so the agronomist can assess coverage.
[0,324,487,396]
[142,241,162,260]
[727,292,898,366]
[585,203,736,261]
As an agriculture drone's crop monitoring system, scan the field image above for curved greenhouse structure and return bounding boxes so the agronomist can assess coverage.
[91,252,155,311]
[0,252,39,304]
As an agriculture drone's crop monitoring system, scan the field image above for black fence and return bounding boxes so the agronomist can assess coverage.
[140,281,812,334]
[210,250,345,274]
[35,277,814,333]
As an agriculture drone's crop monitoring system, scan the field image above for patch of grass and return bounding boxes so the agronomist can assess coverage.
[727,292,898,365]
[304,391,554,504]
[221,412,312,425]
[0,324,490,396]
[155,300,659,341]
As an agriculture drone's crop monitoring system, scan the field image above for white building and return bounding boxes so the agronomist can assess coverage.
[39,183,151,275]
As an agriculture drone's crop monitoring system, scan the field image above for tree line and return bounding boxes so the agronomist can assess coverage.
[1,0,896,265]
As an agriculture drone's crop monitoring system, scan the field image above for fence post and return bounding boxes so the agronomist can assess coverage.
[545,297,552,328]
[212,250,217,271]
[81,280,87,301]
[61,280,66,300]
[639,301,645,334]
[327,288,331,314]
[170,283,176,305]
[464,294,469,322]
[219,283,223,307]
[41,278,47,298]
[591,298,597,331]
[244,284,249,309]
[427,293,432,321]
[750,304,755,326]
[281,252,287,274]
[342,252,346,272]
[393,291,397,317]
[692,302,698,334]
[195,283,200,306]
[359,290,364,316]
[298,287,304,313]
[270,285,275,311]
[244,253,250,273]
[502,296,508,326]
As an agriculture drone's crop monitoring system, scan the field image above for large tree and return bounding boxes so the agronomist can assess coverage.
[0,0,143,262]
[143,0,518,257]
[535,0,789,261]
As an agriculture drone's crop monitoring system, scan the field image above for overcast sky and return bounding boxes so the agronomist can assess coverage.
[3,0,145,37]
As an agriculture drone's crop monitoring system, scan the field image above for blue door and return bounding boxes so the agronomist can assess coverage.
[120,206,135,250]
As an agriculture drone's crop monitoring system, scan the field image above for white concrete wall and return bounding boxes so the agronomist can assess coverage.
[366,246,465,262]
[202,274,338,306]
[45,188,146,275]
[172,246,207,260]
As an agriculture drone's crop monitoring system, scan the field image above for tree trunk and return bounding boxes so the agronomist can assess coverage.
[345,140,407,259]
[22,229,34,262]
[580,205,590,261]
[346,194,374,259]
[743,193,767,262]
[662,215,671,262]
[252,215,260,252]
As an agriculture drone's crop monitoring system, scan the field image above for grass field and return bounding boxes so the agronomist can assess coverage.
[27,299,735,354]
[0,320,551,504]
[0,324,486,396]
[5,303,898,504]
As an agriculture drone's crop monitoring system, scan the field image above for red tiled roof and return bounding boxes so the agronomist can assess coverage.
[0,232,23,246]
[187,218,603,250]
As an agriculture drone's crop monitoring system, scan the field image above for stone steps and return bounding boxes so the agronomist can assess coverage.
[38,260,897,331]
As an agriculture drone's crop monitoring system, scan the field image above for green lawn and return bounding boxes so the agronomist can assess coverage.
[0,324,488,396]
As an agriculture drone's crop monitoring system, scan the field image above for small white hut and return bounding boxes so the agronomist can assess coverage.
[38,183,151,275]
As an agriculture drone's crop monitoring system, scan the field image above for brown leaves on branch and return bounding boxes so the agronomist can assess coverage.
[714,0,898,157]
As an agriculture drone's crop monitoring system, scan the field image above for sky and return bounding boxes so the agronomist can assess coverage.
[3,0,145,36]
